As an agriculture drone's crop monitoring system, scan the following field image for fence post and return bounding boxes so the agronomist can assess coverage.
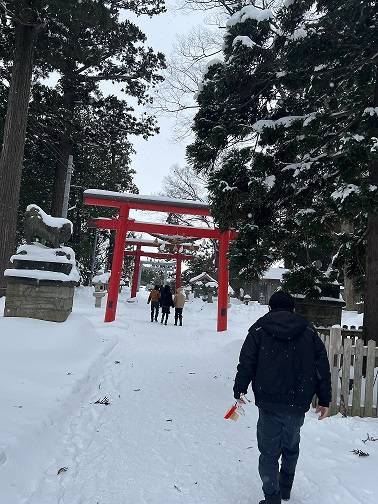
[329,327,342,415]
[364,340,376,417]
[340,338,352,416]
[351,338,364,417]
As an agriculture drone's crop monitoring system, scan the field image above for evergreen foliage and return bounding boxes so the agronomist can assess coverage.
[0,0,166,283]
[188,1,378,300]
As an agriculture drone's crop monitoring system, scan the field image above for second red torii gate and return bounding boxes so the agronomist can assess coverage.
[125,237,198,297]
[85,189,237,332]
[125,247,195,298]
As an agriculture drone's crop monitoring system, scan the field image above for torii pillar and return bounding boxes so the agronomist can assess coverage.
[105,207,129,322]
[131,244,142,299]
[217,231,230,332]
[175,256,182,291]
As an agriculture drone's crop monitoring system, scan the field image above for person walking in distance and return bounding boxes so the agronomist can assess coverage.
[233,291,331,504]
[173,288,186,326]
[147,285,161,322]
[160,284,174,325]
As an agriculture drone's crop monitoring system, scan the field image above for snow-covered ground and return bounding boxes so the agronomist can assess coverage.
[0,289,377,504]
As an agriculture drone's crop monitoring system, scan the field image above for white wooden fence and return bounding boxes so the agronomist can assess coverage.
[312,327,378,417]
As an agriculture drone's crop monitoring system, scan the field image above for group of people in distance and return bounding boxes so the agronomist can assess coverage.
[147,284,185,326]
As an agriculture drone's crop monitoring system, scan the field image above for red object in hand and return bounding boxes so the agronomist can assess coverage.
[224,403,239,421]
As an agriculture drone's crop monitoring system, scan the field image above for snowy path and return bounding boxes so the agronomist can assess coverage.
[25,292,260,504]
[1,289,378,503]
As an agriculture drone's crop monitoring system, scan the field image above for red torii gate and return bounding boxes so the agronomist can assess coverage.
[125,237,198,297]
[124,245,195,298]
[84,189,237,332]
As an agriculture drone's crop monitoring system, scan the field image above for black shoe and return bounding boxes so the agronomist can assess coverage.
[259,500,281,504]
[280,490,290,501]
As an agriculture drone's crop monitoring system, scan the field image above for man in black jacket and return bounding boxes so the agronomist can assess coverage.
[233,291,331,504]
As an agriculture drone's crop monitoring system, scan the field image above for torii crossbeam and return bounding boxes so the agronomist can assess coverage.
[84,189,237,332]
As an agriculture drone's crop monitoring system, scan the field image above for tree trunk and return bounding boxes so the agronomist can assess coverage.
[0,22,38,296]
[364,204,378,343]
[341,221,360,311]
[344,272,360,311]
[363,76,378,343]
[50,88,74,217]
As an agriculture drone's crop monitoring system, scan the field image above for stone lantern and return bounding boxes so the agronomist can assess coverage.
[92,271,110,308]
[183,285,192,301]
[93,282,107,308]
[243,294,251,305]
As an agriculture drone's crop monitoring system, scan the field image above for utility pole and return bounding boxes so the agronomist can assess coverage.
[62,155,73,218]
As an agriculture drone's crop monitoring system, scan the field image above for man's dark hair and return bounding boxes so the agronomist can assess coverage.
[268,291,295,312]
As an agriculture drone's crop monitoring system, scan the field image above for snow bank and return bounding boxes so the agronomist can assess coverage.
[0,289,118,502]
[2,288,377,504]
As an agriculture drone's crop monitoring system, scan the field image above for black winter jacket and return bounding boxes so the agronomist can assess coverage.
[233,309,331,414]
[160,287,174,308]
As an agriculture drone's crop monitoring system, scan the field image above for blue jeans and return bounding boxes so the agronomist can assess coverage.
[257,408,305,499]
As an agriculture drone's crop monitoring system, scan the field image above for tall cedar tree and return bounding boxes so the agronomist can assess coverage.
[0,0,165,293]
[0,1,44,296]
[187,1,378,340]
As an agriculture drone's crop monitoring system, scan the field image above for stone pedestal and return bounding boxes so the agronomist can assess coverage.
[4,278,75,322]
[294,297,345,327]
[93,289,107,308]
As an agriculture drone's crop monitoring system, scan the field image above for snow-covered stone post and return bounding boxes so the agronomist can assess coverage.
[4,205,79,322]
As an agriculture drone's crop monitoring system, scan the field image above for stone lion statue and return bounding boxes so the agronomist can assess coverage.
[24,205,72,248]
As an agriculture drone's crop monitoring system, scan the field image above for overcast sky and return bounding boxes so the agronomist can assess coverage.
[127,5,204,195]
